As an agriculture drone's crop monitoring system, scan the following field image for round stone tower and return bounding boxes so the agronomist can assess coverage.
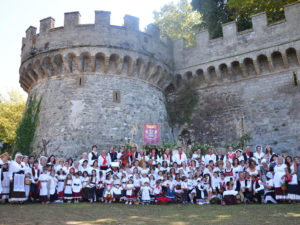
[19,11,174,157]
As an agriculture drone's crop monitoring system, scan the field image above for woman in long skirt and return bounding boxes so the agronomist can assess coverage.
[286,156,300,202]
[8,153,27,203]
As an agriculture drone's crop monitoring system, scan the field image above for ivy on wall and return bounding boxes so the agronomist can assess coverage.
[165,86,199,128]
[14,95,42,156]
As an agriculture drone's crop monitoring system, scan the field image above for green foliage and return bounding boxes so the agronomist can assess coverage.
[227,0,297,25]
[191,0,233,39]
[161,141,177,150]
[0,91,26,153]
[153,0,202,46]
[165,87,199,128]
[225,133,252,150]
[14,95,42,156]
[191,142,213,155]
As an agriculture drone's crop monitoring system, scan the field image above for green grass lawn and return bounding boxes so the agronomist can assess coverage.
[0,203,300,225]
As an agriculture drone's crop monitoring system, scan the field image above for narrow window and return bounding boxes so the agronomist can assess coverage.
[77,76,84,88]
[113,90,120,103]
[293,72,298,86]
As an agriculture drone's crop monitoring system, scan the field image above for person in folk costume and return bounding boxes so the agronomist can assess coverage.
[30,160,40,202]
[152,180,162,202]
[49,170,58,203]
[263,172,277,204]
[285,156,300,203]
[224,160,234,183]
[137,149,146,167]
[216,149,224,162]
[165,175,175,202]
[180,176,188,204]
[224,147,235,164]
[235,149,244,162]
[120,146,131,167]
[1,153,10,201]
[274,156,289,201]
[72,172,82,203]
[148,148,161,167]
[78,152,88,166]
[192,149,204,164]
[28,155,35,168]
[88,145,98,166]
[24,172,32,201]
[161,148,172,166]
[112,182,123,202]
[80,160,90,175]
[235,171,250,203]
[39,167,50,203]
[264,146,273,163]
[222,181,238,205]
[204,148,216,166]
[104,172,114,203]
[98,150,111,171]
[109,147,118,163]
[129,144,139,164]
[125,178,135,205]
[96,171,104,202]
[140,181,152,205]
[80,171,90,201]
[250,174,265,203]
[254,145,265,165]
[243,146,254,162]
[21,156,31,175]
[56,168,66,203]
[88,169,98,203]
[64,173,73,203]
[173,147,187,167]
[8,152,27,202]
[39,156,47,172]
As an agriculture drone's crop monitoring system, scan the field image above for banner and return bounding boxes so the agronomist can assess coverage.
[143,124,160,144]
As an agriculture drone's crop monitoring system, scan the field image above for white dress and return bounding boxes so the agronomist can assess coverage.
[49,176,58,195]
[273,164,287,188]
[39,174,49,196]
[141,186,152,201]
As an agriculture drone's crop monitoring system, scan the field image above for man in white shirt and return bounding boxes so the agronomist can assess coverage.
[204,148,216,165]
[98,150,111,170]
[173,147,187,166]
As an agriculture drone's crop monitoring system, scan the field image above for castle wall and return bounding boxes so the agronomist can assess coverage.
[30,75,173,158]
[191,68,300,155]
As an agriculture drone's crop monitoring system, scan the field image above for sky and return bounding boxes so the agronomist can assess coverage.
[0,0,180,98]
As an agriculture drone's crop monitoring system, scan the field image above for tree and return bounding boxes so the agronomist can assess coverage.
[0,91,26,152]
[191,0,233,39]
[153,0,202,46]
[227,0,298,25]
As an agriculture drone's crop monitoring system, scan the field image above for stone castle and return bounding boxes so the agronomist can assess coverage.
[19,2,300,157]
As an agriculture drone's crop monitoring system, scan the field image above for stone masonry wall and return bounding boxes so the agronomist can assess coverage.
[30,75,173,158]
[191,69,300,155]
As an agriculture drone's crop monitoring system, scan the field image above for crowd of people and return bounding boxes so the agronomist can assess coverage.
[0,144,299,205]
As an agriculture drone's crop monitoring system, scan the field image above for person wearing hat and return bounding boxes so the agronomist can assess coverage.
[8,152,27,202]
[263,172,277,204]
[88,145,98,166]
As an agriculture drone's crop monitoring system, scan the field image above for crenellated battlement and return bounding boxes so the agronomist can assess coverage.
[21,11,173,67]
[20,2,300,93]
[174,2,300,70]
[171,2,300,91]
